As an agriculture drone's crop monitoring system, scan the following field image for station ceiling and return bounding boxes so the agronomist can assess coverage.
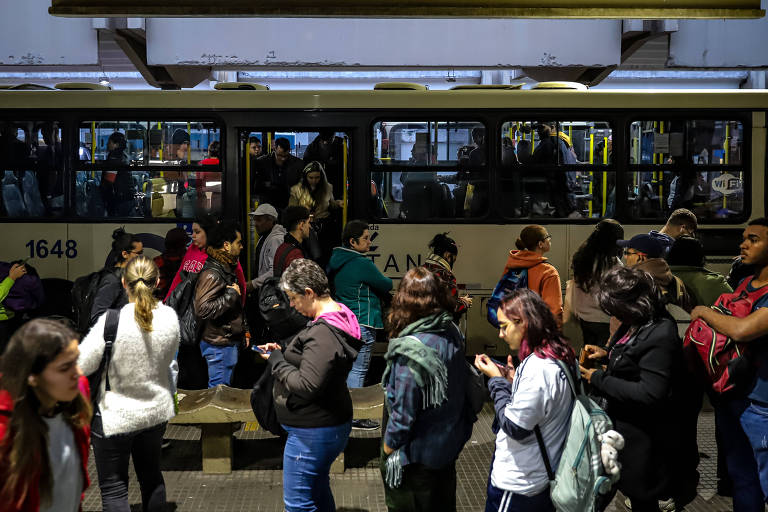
[49,0,765,19]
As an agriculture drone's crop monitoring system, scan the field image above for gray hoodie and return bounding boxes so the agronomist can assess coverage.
[251,223,287,288]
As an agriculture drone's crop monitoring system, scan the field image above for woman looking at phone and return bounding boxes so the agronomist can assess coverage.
[256,258,361,512]
[475,288,575,512]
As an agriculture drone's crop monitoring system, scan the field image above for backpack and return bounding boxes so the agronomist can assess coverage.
[535,359,619,512]
[464,361,488,417]
[487,267,530,328]
[682,276,768,394]
[165,270,201,346]
[258,276,310,342]
[250,364,286,437]
[71,268,107,335]
[87,308,119,413]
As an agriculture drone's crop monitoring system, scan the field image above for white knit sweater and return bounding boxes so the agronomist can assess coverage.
[79,302,180,437]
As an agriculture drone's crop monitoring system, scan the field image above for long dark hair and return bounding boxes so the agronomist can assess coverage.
[387,267,454,337]
[300,161,331,203]
[0,319,91,507]
[498,289,576,364]
[572,219,624,292]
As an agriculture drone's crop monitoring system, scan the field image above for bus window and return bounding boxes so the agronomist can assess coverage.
[372,121,488,221]
[0,121,64,218]
[629,119,745,221]
[499,120,614,219]
[75,120,221,219]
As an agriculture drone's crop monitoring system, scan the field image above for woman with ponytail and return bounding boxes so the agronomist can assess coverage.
[500,225,563,326]
[79,256,180,512]
[0,319,91,512]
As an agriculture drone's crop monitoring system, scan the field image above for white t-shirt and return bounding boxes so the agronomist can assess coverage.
[40,414,82,512]
[491,354,573,496]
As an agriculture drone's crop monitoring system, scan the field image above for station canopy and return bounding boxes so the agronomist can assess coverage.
[49,0,765,18]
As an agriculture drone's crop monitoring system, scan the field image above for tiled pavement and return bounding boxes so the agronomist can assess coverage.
[82,406,761,512]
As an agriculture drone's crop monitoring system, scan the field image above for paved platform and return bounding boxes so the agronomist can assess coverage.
[82,406,759,511]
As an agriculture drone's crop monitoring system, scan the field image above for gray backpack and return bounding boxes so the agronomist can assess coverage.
[534,360,619,512]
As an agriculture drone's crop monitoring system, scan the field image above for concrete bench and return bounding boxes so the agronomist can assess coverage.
[171,384,384,474]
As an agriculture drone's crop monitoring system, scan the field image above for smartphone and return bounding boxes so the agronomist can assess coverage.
[251,346,271,355]
[489,357,508,371]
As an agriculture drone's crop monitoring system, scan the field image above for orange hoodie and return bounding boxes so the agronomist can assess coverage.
[502,250,563,326]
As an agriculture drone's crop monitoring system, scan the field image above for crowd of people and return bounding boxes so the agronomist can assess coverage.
[1,205,767,512]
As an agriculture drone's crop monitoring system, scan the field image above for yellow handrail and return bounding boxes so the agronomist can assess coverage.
[588,133,594,217]
[602,136,608,216]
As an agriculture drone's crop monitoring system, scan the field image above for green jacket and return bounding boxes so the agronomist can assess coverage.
[0,277,16,321]
[328,247,393,329]
[670,265,732,307]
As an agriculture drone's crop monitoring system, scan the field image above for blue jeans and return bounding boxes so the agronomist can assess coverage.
[200,341,238,388]
[715,397,766,511]
[346,326,376,388]
[741,400,768,502]
[282,422,351,512]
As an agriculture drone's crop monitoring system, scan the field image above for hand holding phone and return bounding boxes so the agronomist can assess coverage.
[252,345,271,355]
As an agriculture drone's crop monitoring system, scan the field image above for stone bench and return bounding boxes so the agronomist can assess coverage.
[171,384,384,474]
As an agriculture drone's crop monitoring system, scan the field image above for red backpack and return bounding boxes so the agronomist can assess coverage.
[683,277,768,394]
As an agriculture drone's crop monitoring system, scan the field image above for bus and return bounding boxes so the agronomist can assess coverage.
[0,86,765,354]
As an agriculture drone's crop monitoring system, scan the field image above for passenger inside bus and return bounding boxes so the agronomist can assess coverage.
[252,137,303,210]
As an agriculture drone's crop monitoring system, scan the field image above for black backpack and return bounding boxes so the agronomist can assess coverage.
[71,268,107,335]
[165,270,201,346]
[87,308,119,413]
[258,277,309,342]
[250,364,286,437]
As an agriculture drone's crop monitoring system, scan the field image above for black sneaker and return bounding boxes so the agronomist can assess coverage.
[351,419,380,430]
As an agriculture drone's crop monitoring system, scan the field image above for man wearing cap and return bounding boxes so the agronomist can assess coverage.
[245,204,286,293]
[618,234,692,312]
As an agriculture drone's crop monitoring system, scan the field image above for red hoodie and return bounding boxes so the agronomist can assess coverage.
[165,244,246,306]
[502,250,563,326]
[0,376,91,512]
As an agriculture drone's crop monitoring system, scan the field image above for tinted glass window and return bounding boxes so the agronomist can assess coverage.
[76,120,221,219]
[371,121,487,221]
[0,121,64,218]
[498,120,614,219]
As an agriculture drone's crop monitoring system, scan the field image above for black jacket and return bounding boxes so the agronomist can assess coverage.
[252,153,303,210]
[193,256,244,346]
[269,319,359,428]
[590,317,696,501]
[89,267,128,327]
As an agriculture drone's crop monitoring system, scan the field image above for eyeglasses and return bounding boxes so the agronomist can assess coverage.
[624,249,643,256]
[541,235,552,241]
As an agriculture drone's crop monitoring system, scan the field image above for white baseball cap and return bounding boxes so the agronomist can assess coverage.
[248,204,278,219]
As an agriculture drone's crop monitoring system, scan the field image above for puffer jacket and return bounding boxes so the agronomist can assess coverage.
[194,255,244,346]
[0,376,91,512]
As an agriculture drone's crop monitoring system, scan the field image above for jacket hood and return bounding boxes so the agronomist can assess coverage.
[504,250,548,271]
[265,224,286,241]
[634,258,674,286]
[316,301,362,340]
[328,247,365,271]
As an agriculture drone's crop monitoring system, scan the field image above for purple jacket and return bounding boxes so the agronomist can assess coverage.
[0,262,44,312]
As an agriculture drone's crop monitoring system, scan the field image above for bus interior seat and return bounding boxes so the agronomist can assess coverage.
[2,171,27,217]
[22,171,46,217]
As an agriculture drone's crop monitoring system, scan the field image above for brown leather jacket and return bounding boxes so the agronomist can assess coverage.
[193,256,244,346]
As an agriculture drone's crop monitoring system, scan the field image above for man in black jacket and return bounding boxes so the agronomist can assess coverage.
[252,137,303,210]
[194,221,245,388]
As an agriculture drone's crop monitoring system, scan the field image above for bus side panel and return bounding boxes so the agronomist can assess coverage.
[1,223,69,279]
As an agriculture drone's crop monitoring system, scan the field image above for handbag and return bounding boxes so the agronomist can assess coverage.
[465,360,488,417]
[250,363,286,436]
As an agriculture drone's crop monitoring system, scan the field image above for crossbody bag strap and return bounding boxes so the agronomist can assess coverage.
[534,425,555,481]
[102,308,120,392]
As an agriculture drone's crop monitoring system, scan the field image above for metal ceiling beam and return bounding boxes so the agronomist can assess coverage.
[49,0,765,19]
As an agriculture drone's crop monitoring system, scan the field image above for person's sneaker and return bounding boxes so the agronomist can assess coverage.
[351,419,380,430]
[161,440,171,450]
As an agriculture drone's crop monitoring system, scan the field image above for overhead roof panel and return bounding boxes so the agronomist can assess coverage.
[49,0,765,18]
